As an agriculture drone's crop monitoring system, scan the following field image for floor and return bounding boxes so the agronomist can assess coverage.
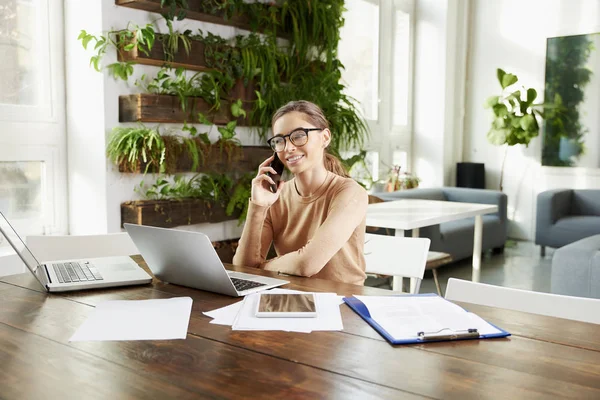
[365,240,556,295]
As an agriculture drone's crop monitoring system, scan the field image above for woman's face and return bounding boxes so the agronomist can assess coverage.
[271,111,330,175]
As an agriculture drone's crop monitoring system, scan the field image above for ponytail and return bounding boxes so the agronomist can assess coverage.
[324,152,350,178]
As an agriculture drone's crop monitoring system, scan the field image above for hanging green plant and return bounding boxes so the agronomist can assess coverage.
[78,23,156,81]
[106,125,166,173]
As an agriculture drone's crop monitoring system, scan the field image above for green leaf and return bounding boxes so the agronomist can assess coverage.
[225,120,237,131]
[81,35,93,50]
[124,43,135,51]
[198,133,211,145]
[487,128,508,145]
[492,103,508,117]
[519,114,535,131]
[496,68,506,87]
[501,73,518,89]
[484,96,499,108]
[77,30,87,40]
[526,88,537,104]
[196,113,212,125]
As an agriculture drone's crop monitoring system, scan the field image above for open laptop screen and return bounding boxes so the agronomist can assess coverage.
[0,212,47,287]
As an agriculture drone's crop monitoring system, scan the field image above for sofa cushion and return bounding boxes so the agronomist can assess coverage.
[552,216,600,241]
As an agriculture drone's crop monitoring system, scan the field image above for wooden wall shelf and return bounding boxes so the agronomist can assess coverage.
[119,94,232,125]
[118,36,209,72]
[121,199,240,228]
[116,0,255,31]
[119,79,256,125]
[118,144,271,174]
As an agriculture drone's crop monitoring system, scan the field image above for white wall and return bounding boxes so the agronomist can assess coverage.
[65,1,263,241]
[463,0,600,240]
[412,0,468,188]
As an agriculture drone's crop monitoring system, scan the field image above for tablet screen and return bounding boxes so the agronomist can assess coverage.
[257,293,316,313]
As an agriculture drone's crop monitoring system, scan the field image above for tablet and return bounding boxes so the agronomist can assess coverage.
[255,293,317,318]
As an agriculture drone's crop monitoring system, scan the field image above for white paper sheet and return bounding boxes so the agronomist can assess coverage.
[204,300,243,326]
[69,297,193,342]
[231,291,343,332]
[353,295,501,340]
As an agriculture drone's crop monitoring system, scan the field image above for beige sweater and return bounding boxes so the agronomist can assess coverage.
[232,172,368,285]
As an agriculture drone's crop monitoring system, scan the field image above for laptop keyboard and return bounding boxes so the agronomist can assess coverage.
[52,262,103,283]
[230,277,266,292]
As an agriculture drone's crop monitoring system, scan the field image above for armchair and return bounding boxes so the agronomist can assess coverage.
[535,189,600,256]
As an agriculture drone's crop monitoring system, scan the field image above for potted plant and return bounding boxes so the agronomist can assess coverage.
[484,68,560,191]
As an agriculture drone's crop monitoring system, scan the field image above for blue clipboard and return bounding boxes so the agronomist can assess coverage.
[343,293,511,345]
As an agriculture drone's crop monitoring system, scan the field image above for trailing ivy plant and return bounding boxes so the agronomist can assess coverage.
[78,23,156,81]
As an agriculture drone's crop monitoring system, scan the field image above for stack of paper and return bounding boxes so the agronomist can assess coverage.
[203,288,344,333]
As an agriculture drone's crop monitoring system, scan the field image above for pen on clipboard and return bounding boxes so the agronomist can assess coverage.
[417,328,479,341]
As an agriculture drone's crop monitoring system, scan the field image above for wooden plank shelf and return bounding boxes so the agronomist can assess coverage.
[119,77,256,125]
[116,0,257,32]
[118,36,210,72]
[118,144,272,174]
[121,198,241,228]
[119,93,233,125]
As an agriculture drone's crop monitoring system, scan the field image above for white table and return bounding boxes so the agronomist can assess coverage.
[366,199,498,287]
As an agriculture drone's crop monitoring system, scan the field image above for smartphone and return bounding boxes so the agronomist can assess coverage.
[266,153,285,193]
[255,293,317,318]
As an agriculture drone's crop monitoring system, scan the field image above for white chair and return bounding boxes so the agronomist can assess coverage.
[364,233,430,293]
[445,278,600,325]
[26,232,139,261]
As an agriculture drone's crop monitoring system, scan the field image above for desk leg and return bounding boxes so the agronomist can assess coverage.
[472,215,483,282]
[393,229,405,291]
[409,228,420,293]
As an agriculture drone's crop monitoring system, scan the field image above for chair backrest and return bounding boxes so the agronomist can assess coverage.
[364,233,430,281]
[26,232,139,261]
[445,278,600,325]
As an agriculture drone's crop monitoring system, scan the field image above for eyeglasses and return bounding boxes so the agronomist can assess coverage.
[267,128,323,152]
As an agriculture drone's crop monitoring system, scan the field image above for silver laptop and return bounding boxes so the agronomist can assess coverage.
[124,223,289,297]
[0,212,152,292]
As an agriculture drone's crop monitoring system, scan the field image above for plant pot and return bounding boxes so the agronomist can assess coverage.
[121,198,240,228]
[119,94,232,124]
[118,35,210,72]
[115,0,278,35]
[116,143,271,174]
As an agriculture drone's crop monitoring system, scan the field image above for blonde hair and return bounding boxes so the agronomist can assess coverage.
[272,100,350,178]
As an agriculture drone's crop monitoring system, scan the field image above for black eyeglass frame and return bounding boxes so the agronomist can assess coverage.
[267,127,323,152]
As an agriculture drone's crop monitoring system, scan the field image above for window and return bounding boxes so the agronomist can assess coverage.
[0,0,66,275]
[339,0,415,186]
[338,0,380,121]
[0,0,53,120]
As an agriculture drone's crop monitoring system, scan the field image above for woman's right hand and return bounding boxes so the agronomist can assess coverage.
[251,155,284,207]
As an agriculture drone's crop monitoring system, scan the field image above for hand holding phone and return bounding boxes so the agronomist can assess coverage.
[251,154,285,207]
[266,153,285,193]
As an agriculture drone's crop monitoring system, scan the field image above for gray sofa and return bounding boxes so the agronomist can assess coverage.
[551,234,600,299]
[372,187,508,262]
[535,189,600,256]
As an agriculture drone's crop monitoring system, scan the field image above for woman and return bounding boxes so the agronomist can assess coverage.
[232,100,368,285]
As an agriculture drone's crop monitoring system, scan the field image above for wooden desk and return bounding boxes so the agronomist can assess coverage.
[1,258,599,399]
